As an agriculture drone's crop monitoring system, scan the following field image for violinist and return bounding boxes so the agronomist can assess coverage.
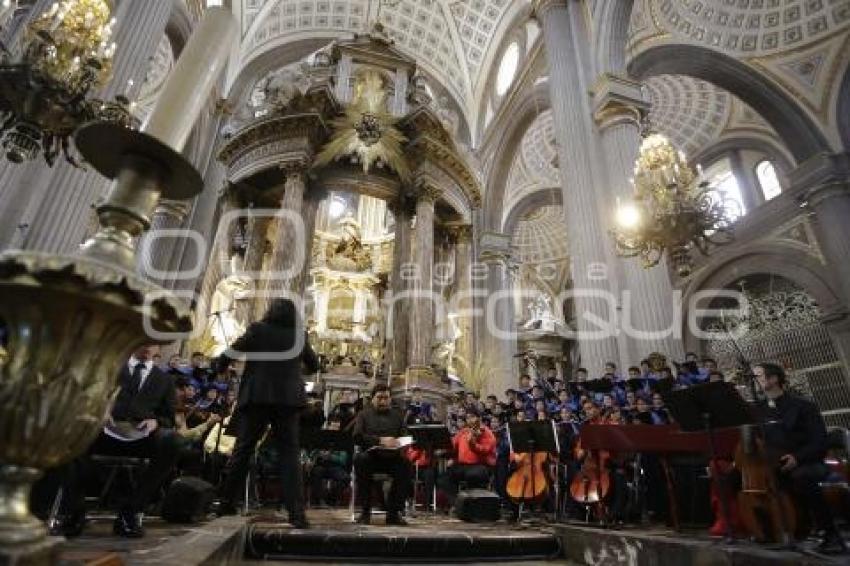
[437,408,497,506]
[752,363,846,554]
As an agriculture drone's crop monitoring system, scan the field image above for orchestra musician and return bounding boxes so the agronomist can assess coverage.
[752,363,847,554]
[437,407,497,506]
[352,383,412,526]
[404,386,434,423]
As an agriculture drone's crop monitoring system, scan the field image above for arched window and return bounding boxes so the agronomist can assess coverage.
[496,42,519,96]
[703,157,746,220]
[756,160,782,201]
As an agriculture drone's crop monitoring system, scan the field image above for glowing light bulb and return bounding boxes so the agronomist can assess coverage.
[616,202,641,230]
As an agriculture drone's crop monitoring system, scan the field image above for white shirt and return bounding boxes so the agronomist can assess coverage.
[127,357,154,392]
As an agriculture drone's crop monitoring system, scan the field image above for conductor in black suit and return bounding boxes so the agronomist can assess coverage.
[49,344,180,538]
[218,299,320,529]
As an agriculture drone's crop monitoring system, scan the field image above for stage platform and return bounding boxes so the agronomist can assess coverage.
[54,509,848,565]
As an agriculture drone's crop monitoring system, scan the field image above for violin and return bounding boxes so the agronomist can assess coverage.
[735,424,807,542]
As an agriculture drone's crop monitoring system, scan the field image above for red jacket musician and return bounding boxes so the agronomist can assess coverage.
[437,408,497,505]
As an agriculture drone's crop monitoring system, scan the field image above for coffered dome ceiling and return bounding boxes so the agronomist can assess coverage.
[240,0,517,114]
[512,205,569,265]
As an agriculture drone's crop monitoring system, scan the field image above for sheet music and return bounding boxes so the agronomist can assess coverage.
[366,436,413,452]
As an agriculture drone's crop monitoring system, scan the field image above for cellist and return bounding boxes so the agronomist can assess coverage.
[748,363,846,554]
[437,408,497,507]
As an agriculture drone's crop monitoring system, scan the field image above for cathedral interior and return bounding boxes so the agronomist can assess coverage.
[1,0,850,564]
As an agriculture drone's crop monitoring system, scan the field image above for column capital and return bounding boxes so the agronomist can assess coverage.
[790,152,850,206]
[444,222,473,244]
[413,183,442,205]
[532,0,569,19]
[591,73,650,131]
[478,230,513,265]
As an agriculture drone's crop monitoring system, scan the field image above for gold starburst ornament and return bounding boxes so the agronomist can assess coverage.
[315,70,409,181]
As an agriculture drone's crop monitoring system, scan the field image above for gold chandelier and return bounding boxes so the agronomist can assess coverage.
[611,133,735,277]
[0,0,135,165]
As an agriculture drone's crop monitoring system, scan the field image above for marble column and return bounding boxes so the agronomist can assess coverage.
[407,185,439,369]
[239,215,272,323]
[389,197,413,374]
[791,153,850,385]
[16,0,173,255]
[263,169,308,312]
[450,224,474,380]
[592,74,685,364]
[534,0,620,376]
[295,188,323,296]
[480,239,517,397]
[729,149,762,212]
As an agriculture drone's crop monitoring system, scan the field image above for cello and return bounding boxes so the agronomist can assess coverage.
[735,424,807,543]
[506,418,554,506]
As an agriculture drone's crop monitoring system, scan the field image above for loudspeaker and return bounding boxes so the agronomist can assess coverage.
[454,489,501,522]
[161,476,215,523]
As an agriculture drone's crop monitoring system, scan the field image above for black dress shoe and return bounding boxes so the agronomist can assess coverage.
[113,510,144,538]
[48,512,86,538]
[386,514,408,526]
[817,532,848,555]
[355,511,371,525]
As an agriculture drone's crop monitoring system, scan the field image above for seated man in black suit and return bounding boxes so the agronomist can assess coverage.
[352,383,412,526]
[51,344,180,538]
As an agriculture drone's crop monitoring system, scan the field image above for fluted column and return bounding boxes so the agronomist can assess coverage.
[239,215,272,323]
[534,0,620,375]
[263,170,308,311]
[408,185,439,368]
[450,224,474,379]
[389,197,413,373]
[593,74,685,363]
[295,188,323,296]
[728,149,762,212]
[17,0,173,255]
[480,235,517,397]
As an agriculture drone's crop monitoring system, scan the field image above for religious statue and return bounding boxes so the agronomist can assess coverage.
[206,256,252,356]
[432,305,462,374]
[327,215,372,272]
[523,291,557,331]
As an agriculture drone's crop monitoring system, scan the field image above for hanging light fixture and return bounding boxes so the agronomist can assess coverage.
[0,0,135,165]
[610,133,735,277]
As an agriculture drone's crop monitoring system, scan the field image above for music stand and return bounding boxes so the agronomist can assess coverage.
[408,424,453,514]
[300,428,354,453]
[507,420,560,521]
[665,382,754,544]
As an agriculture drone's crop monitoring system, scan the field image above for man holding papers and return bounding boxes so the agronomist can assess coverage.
[352,383,412,525]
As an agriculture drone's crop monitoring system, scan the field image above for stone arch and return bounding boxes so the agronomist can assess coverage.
[593,0,634,75]
[628,44,832,163]
[482,82,550,230]
[501,186,562,236]
[681,243,846,352]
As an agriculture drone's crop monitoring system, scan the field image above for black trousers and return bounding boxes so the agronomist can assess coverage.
[220,404,304,517]
[784,462,837,534]
[353,451,411,515]
[60,428,181,515]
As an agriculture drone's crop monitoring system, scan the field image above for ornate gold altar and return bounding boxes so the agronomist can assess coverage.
[214,26,482,407]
